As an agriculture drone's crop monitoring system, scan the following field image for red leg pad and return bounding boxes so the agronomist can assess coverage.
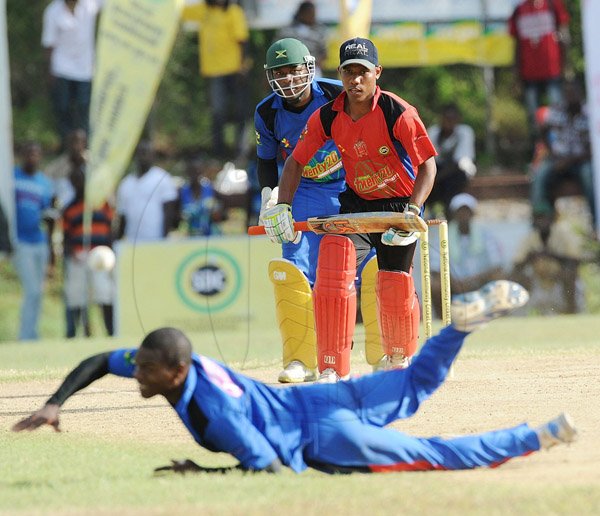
[376,270,420,358]
[313,235,357,376]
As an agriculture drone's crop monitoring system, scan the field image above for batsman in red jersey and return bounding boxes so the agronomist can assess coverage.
[262,37,437,382]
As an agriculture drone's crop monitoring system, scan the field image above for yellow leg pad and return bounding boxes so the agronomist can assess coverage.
[268,259,317,369]
[360,256,383,365]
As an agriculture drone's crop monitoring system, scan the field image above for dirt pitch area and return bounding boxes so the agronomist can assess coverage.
[3,345,599,487]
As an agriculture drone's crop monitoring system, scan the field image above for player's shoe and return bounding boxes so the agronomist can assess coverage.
[278,360,317,383]
[317,368,349,383]
[451,280,529,332]
[535,413,578,450]
[373,355,411,372]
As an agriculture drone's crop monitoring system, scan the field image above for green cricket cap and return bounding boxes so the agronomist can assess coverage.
[265,38,312,70]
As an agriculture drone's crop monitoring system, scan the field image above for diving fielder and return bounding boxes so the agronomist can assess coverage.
[263,38,437,382]
[255,38,379,383]
[12,281,578,474]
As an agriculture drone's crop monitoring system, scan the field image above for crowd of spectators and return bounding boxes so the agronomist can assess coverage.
[1,0,598,342]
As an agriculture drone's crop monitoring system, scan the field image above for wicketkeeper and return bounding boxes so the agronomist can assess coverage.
[263,37,437,381]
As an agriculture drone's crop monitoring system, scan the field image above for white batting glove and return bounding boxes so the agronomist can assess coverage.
[381,203,420,246]
[262,203,301,244]
[258,186,279,225]
[381,227,418,246]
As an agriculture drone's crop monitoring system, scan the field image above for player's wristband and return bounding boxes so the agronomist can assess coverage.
[407,203,421,216]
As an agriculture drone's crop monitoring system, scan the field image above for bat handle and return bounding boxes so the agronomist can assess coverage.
[247,221,309,236]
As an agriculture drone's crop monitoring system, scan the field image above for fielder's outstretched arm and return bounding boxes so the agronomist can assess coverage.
[12,352,112,432]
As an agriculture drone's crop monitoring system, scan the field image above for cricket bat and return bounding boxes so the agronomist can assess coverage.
[247,212,431,236]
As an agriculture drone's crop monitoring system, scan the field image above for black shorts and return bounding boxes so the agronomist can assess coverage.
[338,187,416,273]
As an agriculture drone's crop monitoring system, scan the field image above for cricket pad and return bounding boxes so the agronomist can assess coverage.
[376,270,420,358]
[313,235,356,376]
[360,256,384,365]
[269,259,317,369]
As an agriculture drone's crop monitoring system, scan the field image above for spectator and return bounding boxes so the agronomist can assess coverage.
[511,202,594,315]
[426,103,477,217]
[45,128,88,210]
[430,193,504,318]
[276,1,328,76]
[42,0,102,145]
[529,80,596,228]
[177,157,224,237]
[62,167,115,338]
[508,0,570,136]
[116,140,178,242]
[182,0,250,158]
[13,142,54,341]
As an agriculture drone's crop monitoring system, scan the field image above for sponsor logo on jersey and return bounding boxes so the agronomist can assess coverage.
[298,125,308,141]
[353,162,399,194]
[255,130,261,146]
[302,150,343,180]
[280,137,291,148]
[379,145,390,155]
[353,139,368,158]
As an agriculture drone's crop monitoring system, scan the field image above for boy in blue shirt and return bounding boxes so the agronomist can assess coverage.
[13,141,54,340]
[13,281,577,473]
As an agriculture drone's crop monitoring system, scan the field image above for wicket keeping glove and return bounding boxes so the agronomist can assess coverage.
[262,203,301,244]
[258,186,279,225]
[381,204,420,246]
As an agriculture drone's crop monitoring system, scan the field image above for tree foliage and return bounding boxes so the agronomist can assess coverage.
[6,1,586,170]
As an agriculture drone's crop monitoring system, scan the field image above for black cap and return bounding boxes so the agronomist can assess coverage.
[339,37,378,70]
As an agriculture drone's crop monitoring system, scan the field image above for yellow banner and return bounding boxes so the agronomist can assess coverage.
[325,21,513,69]
[339,0,373,40]
[116,237,280,360]
[86,0,183,208]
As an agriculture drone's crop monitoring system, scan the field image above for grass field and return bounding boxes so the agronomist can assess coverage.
[1,315,600,515]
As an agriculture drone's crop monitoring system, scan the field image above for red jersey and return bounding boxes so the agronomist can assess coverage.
[292,87,436,200]
[508,0,569,81]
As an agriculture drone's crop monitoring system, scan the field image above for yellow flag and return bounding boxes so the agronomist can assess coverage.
[86,0,184,209]
[339,0,373,40]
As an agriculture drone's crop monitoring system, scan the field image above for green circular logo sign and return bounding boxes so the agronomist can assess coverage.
[175,248,242,313]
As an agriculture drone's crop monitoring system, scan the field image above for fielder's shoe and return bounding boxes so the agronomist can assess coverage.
[536,413,578,450]
[317,368,349,383]
[451,280,529,332]
[373,354,411,372]
[278,360,317,384]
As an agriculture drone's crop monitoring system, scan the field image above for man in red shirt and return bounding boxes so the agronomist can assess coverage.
[262,38,437,382]
[508,0,570,135]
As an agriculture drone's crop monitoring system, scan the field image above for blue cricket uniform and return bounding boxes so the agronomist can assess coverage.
[255,78,346,285]
[108,326,541,473]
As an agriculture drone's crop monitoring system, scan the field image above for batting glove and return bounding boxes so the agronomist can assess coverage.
[381,227,418,246]
[258,186,279,225]
[381,203,420,246]
[262,203,301,244]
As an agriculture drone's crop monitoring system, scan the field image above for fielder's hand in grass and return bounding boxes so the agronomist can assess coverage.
[12,403,61,432]
[154,459,240,475]
[262,203,301,244]
[258,186,279,225]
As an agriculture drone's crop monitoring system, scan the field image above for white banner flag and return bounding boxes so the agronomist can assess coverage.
[582,0,600,235]
[0,0,14,245]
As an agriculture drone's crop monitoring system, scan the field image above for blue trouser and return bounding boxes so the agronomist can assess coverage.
[13,241,49,341]
[284,179,345,286]
[301,326,540,471]
[51,77,91,143]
